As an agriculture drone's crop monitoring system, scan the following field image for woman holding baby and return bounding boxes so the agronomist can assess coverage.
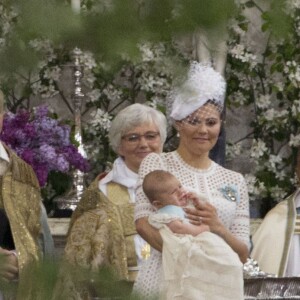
[133,62,250,300]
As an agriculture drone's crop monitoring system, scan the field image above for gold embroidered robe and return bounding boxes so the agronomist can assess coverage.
[63,177,139,298]
[0,146,41,299]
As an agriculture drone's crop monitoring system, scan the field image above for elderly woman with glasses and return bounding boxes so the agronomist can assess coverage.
[63,103,167,299]
[133,62,250,299]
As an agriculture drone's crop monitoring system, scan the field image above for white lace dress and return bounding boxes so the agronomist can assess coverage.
[133,151,250,299]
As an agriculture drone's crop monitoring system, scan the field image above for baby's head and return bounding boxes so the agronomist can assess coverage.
[143,170,187,209]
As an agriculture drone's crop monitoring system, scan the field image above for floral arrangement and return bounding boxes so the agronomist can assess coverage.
[0,105,89,187]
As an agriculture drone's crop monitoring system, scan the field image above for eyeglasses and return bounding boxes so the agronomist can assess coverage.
[122,132,160,143]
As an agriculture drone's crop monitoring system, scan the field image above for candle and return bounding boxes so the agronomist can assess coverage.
[71,0,80,14]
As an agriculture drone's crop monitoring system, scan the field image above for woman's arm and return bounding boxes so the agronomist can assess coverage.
[135,217,163,252]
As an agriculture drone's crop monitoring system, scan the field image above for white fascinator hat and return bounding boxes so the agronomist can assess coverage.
[170,61,226,121]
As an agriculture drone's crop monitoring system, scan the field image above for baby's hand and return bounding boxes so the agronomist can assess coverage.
[185,191,207,207]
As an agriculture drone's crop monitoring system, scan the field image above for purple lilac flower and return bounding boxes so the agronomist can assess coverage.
[0,105,89,187]
[56,155,70,173]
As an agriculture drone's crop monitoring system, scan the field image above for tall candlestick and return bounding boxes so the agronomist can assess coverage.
[54,47,86,213]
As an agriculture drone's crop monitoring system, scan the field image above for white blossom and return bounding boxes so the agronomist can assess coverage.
[250,139,268,158]
[276,170,287,181]
[138,43,155,62]
[102,84,122,102]
[266,154,283,172]
[244,174,267,201]
[80,51,97,70]
[44,66,61,81]
[289,133,300,147]
[270,185,288,201]
[226,142,242,160]
[89,109,112,131]
[263,108,289,123]
[291,99,300,116]
[230,91,248,106]
[87,89,101,103]
[29,39,56,62]
[244,174,258,194]
[256,94,271,109]
[286,0,300,12]
[274,81,284,92]
[229,44,257,68]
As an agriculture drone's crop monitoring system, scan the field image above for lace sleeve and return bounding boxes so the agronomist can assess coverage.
[230,174,250,249]
[134,153,167,221]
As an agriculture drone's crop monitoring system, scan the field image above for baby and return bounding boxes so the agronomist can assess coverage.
[143,169,210,237]
[140,170,244,300]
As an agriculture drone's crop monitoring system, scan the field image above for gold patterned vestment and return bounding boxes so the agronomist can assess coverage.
[0,146,41,299]
[63,176,141,298]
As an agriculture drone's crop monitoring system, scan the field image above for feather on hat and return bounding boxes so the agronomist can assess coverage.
[170,62,226,120]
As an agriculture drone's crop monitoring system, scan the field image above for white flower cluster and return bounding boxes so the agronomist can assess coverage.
[296,16,300,37]
[102,84,123,103]
[289,133,300,147]
[291,99,300,117]
[284,61,300,87]
[225,142,242,160]
[229,44,257,69]
[244,174,267,202]
[29,39,57,62]
[87,89,101,103]
[266,154,283,174]
[0,4,17,43]
[250,139,268,159]
[138,72,168,93]
[256,94,271,110]
[89,109,112,132]
[269,185,288,201]
[30,65,61,98]
[286,0,300,14]
[229,91,248,106]
[257,108,289,130]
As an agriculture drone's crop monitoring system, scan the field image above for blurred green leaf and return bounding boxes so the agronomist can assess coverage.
[0,0,237,73]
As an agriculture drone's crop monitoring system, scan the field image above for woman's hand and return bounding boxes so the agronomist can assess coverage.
[184,192,249,263]
[184,192,223,233]
[0,248,19,282]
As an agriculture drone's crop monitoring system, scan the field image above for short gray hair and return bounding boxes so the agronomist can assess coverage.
[109,103,167,153]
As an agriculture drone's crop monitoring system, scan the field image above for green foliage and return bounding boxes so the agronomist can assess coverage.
[0,257,146,299]
[0,0,236,72]
[226,1,300,210]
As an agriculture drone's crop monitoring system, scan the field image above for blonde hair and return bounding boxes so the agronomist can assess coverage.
[143,170,175,202]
